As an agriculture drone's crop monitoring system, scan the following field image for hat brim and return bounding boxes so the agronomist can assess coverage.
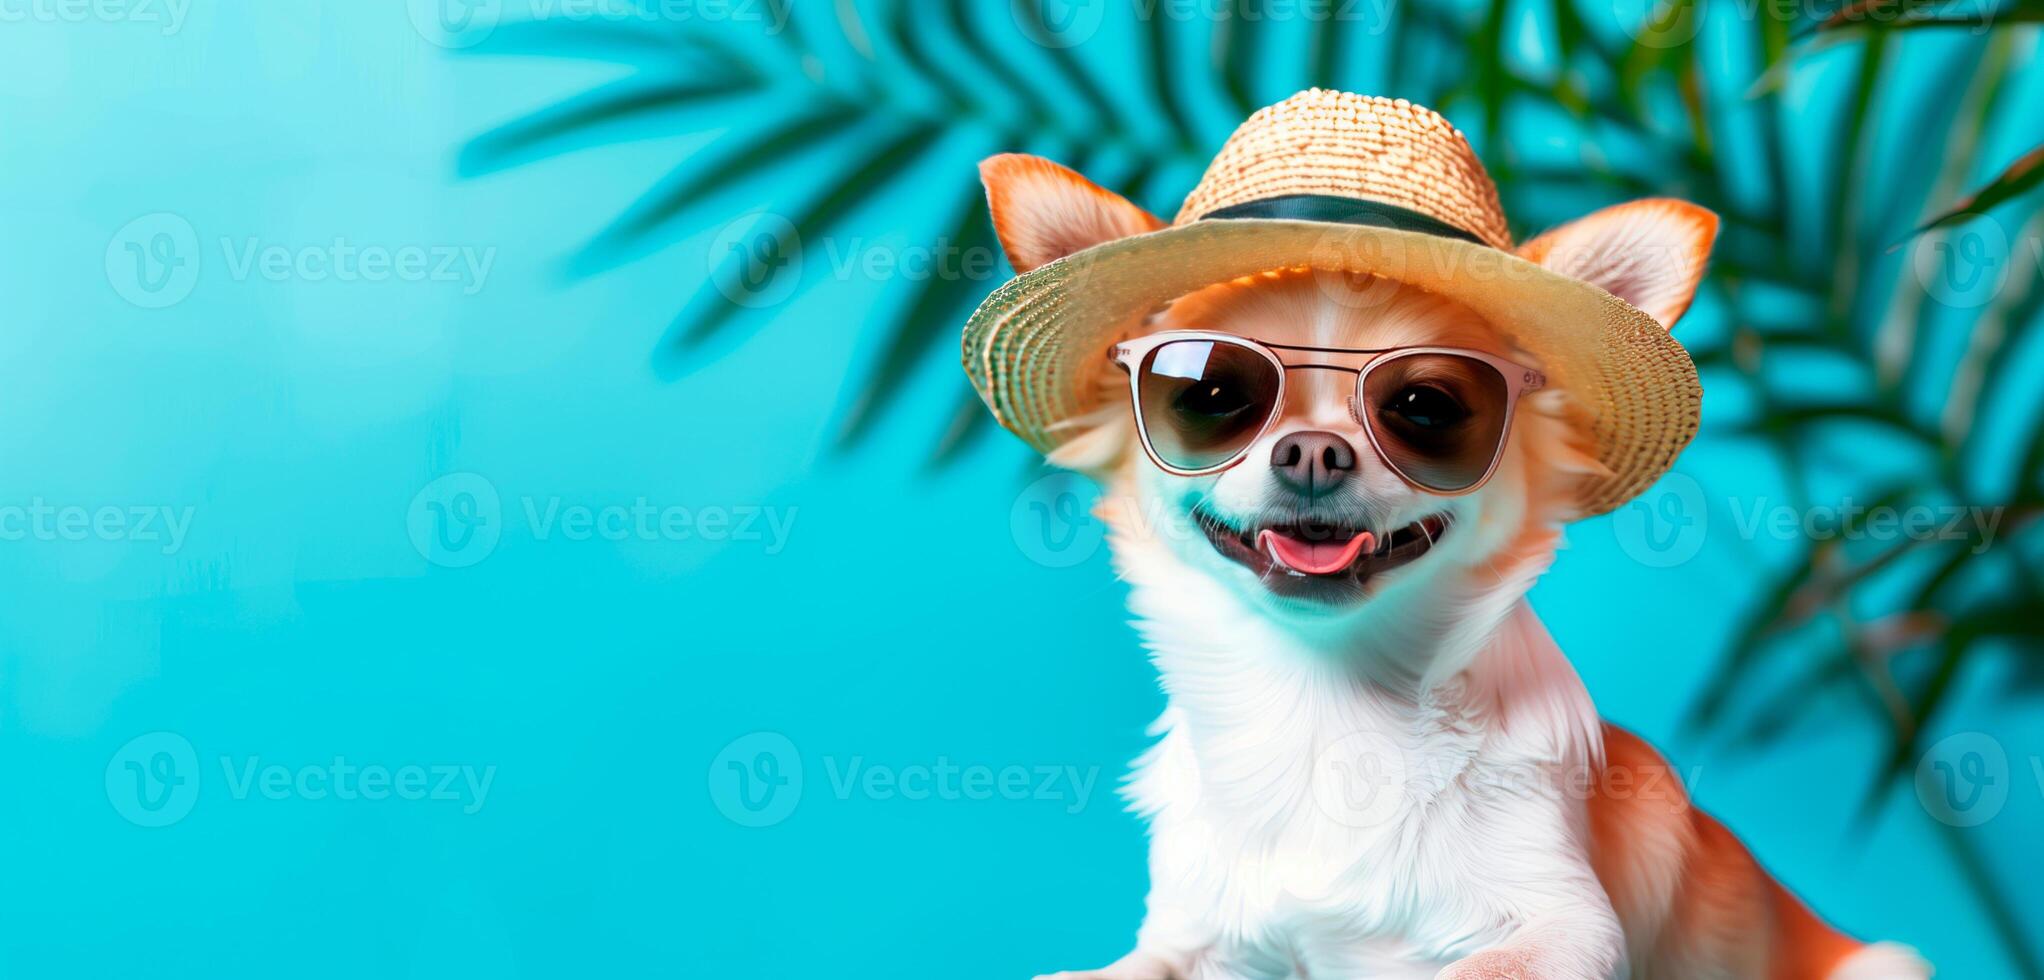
[961,219,1700,517]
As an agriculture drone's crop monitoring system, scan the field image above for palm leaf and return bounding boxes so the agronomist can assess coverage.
[576,104,869,268]
[1306,10,1347,92]
[941,4,1053,131]
[1146,4,1197,150]
[460,77,760,177]
[1212,1,1261,117]
[1936,819,2044,980]
[833,183,994,446]
[1009,0,1127,135]
[929,383,996,467]
[1909,143,2044,237]
[656,120,947,367]
[1800,0,1953,36]
[461,16,701,62]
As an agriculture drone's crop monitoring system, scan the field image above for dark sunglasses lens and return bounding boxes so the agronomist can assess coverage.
[1136,340,1282,472]
[1361,353,1511,491]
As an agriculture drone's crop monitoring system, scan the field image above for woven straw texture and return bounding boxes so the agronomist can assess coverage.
[1175,91,1512,249]
[962,90,1701,517]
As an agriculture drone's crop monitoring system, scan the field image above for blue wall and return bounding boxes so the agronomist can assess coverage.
[2,4,2039,978]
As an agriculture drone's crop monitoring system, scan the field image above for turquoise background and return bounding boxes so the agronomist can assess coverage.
[2,3,2040,978]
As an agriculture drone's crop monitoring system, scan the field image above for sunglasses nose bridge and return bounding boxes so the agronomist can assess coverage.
[1273,362,1366,426]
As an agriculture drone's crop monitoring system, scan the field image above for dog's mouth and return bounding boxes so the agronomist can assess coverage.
[1191,505,1449,600]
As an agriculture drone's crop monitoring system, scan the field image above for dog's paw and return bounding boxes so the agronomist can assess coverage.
[1436,949,1539,980]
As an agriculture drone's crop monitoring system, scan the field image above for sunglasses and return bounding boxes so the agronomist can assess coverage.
[1109,331,1546,493]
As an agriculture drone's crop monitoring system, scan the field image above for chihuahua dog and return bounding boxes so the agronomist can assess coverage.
[979,154,1930,980]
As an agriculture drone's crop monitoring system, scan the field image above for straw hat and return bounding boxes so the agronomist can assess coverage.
[960,89,1707,517]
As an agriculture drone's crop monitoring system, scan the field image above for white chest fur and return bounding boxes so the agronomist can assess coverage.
[1115,553,1609,980]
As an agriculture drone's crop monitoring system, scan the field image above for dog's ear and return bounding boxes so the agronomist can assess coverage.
[1517,199,1718,328]
[980,154,1165,274]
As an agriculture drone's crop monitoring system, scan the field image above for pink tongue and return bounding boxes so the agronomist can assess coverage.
[1258,528,1377,575]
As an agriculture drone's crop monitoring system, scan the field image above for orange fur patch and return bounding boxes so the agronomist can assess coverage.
[979,154,1163,274]
[1517,198,1718,328]
[1590,725,1868,980]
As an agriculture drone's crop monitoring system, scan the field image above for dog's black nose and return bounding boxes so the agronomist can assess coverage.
[1269,430,1357,497]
